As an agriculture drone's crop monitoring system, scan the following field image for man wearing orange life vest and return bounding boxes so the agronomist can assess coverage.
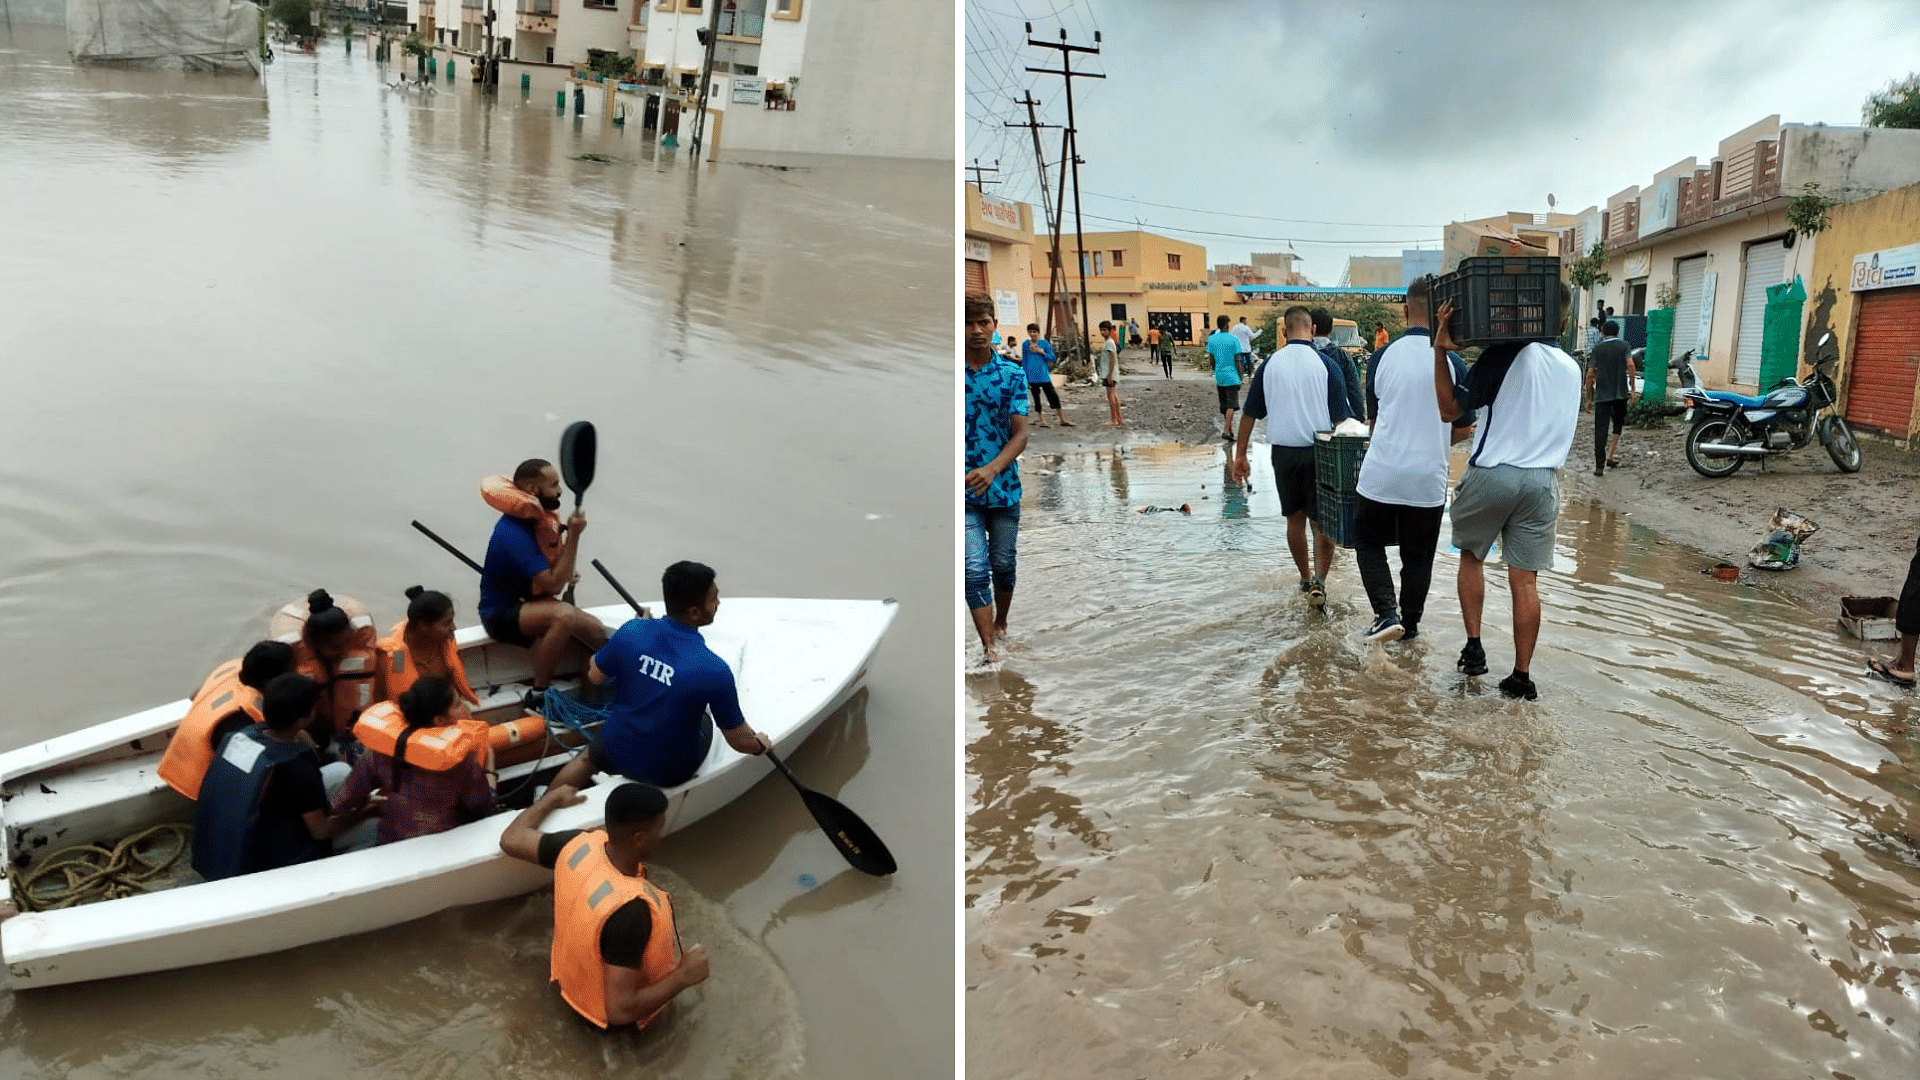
[499,782,709,1029]
[157,640,295,800]
[478,459,612,712]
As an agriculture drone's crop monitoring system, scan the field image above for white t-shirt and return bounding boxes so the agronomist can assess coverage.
[1231,323,1254,354]
[1356,333,1453,507]
[1256,342,1336,448]
[1096,337,1118,379]
[1466,342,1582,469]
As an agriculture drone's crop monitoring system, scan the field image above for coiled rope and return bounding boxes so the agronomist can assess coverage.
[8,823,193,912]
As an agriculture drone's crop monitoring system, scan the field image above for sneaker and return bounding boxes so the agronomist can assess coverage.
[1457,640,1488,676]
[1399,625,1419,642]
[1307,575,1327,609]
[1364,613,1404,642]
[1498,671,1538,700]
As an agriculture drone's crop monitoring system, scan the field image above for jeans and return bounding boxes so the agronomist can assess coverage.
[1353,496,1445,629]
[965,504,1020,611]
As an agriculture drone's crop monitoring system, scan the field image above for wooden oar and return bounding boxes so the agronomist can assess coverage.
[591,560,897,876]
[558,421,597,606]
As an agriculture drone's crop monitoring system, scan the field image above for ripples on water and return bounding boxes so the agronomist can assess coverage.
[968,445,1919,1079]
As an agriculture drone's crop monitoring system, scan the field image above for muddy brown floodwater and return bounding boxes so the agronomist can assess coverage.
[967,442,1920,1079]
[0,24,951,1079]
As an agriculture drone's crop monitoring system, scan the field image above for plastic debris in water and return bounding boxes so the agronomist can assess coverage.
[797,873,819,889]
[1136,504,1192,515]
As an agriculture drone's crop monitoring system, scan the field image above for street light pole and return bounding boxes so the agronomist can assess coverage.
[688,0,721,160]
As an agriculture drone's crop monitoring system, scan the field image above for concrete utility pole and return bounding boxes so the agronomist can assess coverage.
[688,0,722,160]
[1025,24,1102,358]
[1006,92,1065,339]
[966,159,1000,188]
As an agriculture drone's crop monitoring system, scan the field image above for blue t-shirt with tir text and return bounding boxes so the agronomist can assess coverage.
[594,616,747,787]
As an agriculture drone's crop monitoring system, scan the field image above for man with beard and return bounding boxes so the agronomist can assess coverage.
[479,457,612,711]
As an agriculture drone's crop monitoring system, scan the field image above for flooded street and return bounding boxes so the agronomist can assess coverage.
[0,23,950,1079]
[966,444,1920,1078]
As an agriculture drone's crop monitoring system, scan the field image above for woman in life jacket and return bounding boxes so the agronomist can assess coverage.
[157,639,296,800]
[377,586,481,713]
[332,675,495,845]
[288,589,379,752]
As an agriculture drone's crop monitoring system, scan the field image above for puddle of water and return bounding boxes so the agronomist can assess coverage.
[968,442,1919,1079]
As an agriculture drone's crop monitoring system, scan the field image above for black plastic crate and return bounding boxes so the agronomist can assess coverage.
[1315,483,1361,549]
[1432,257,1564,347]
[1312,433,1368,495]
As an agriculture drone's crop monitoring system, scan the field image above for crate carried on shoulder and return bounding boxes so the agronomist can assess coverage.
[1430,257,1564,347]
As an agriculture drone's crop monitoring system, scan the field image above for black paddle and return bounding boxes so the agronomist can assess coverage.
[411,520,484,575]
[559,421,597,606]
[592,560,897,877]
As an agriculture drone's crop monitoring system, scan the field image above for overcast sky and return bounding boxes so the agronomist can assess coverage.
[964,0,1920,285]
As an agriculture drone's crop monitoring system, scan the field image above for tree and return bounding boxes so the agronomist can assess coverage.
[268,0,314,37]
[1863,72,1920,129]
[587,49,636,80]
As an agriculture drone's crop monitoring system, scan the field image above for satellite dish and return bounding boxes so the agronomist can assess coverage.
[1547,193,1556,210]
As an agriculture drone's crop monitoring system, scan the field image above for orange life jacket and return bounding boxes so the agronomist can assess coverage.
[377,621,480,707]
[352,701,489,772]
[550,830,679,1029]
[157,659,266,800]
[481,473,563,570]
[271,596,380,737]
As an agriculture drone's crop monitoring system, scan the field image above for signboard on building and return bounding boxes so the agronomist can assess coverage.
[1144,281,1208,291]
[1623,250,1651,279]
[731,77,766,103]
[994,289,1021,328]
[977,193,1022,231]
[965,240,991,262]
[1851,242,1920,292]
[1240,288,1406,305]
[1639,176,1679,239]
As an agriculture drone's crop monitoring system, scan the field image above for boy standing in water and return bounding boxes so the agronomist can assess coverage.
[965,292,1030,664]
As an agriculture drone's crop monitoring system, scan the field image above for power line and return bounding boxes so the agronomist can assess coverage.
[1080,190,1442,229]
[1076,212,1437,245]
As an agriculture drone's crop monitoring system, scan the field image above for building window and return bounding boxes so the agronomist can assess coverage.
[1110,304,1126,320]
[1110,249,1123,268]
[1167,253,1181,270]
[584,0,616,9]
[1092,252,1103,277]
[772,0,802,19]
[1046,251,1059,269]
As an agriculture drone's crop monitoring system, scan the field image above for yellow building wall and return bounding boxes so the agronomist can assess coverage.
[1033,229,1208,343]
[1801,181,1920,424]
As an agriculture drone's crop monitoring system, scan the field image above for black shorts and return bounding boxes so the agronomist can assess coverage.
[481,602,536,648]
[1270,444,1318,518]
[1216,384,1240,413]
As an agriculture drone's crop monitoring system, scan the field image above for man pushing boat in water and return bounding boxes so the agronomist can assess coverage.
[478,458,613,712]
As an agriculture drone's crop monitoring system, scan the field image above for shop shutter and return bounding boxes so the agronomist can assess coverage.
[1732,240,1787,385]
[965,259,988,294]
[1845,285,1920,439]
[1671,256,1705,363]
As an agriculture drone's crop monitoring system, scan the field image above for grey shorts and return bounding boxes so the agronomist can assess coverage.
[1449,464,1560,572]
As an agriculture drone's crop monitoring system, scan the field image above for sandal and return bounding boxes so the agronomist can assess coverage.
[1867,658,1917,688]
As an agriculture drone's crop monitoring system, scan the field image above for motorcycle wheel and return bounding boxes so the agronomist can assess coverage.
[1824,416,1862,473]
[1685,419,1745,478]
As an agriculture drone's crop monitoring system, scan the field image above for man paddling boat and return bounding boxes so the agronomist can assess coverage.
[477,458,612,711]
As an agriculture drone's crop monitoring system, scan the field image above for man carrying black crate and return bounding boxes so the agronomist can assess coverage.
[1431,287,1582,701]
[1351,276,1475,644]
[1230,306,1356,608]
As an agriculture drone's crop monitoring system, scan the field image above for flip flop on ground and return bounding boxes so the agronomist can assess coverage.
[1867,659,1917,688]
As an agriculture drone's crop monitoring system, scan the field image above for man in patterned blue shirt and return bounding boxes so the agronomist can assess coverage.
[965,292,1030,665]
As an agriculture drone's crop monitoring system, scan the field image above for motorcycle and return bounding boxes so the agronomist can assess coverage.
[1680,332,1862,477]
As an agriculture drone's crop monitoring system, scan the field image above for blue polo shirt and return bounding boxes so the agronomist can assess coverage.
[594,616,747,788]
[1206,331,1242,387]
[478,515,548,622]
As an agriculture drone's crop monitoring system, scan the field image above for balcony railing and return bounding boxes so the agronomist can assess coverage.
[717,10,764,38]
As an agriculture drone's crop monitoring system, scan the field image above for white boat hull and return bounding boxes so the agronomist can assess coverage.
[2,597,896,988]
